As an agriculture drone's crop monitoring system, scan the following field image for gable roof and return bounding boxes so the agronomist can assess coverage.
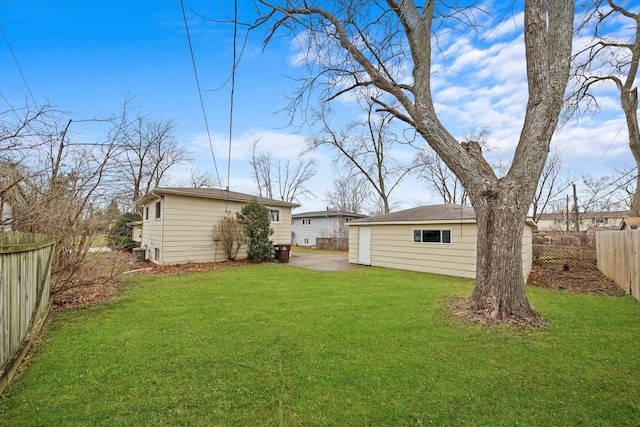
[352,204,476,224]
[136,187,300,208]
[537,210,628,221]
[292,210,366,219]
[620,217,640,230]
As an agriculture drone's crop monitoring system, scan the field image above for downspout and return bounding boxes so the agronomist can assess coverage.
[160,195,165,264]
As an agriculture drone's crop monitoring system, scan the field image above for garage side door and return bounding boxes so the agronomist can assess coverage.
[358,226,371,265]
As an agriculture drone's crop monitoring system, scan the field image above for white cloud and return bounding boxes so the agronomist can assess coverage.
[186,129,311,163]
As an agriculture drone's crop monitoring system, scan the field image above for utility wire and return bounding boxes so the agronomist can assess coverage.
[227,0,238,191]
[180,0,221,185]
[0,22,38,108]
[588,120,626,176]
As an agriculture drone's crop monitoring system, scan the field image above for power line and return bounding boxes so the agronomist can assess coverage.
[0,22,38,108]
[179,0,221,185]
[587,120,626,176]
[227,0,238,191]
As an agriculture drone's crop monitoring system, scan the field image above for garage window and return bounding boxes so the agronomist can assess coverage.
[413,229,452,244]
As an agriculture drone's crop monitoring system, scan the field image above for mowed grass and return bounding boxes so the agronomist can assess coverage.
[1,264,640,426]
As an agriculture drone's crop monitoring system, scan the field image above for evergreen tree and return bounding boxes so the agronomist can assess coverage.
[239,200,273,262]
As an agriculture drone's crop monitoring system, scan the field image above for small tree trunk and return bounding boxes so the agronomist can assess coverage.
[467,191,540,323]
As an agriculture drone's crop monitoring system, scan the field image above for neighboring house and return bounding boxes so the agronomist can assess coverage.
[136,187,299,265]
[348,204,534,280]
[291,209,366,246]
[620,217,640,230]
[536,211,628,232]
[128,220,143,243]
[0,200,12,232]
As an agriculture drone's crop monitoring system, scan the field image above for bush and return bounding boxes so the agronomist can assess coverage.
[107,212,142,252]
[238,200,273,262]
[211,215,245,260]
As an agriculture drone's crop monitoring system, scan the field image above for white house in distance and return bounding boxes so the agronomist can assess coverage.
[348,204,534,280]
[536,210,627,232]
[291,209,366,247]
[136,187,299,265]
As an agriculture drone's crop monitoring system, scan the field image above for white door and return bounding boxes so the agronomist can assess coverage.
[358,226,371,265]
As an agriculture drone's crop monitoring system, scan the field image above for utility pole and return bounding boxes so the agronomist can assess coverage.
[566,195,570,233]
[572,183,580,233]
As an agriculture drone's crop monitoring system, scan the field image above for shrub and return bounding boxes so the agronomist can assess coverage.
[238,200,273,262]
[211,215,245,260]
[107,212,142,252]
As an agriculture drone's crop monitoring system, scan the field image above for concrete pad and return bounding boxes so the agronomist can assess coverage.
[286,251,365,272]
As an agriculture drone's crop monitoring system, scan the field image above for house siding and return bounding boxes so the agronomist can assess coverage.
[141,194,293,265]
[349,221,533,280]
[292,216,348,246]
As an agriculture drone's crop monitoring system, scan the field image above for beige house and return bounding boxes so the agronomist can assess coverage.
[348,204,533,280]
[136,187,299,265]
[536,211,627,232]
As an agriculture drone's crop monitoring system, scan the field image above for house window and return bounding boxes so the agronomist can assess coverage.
[145,207,149,220]
[155,201,161,219]
[269,209,280,223]
[154,247,160,261]
[291,219,295,225]
[413,229,452,244]
[304,238,309,244]
[302,218,311,225]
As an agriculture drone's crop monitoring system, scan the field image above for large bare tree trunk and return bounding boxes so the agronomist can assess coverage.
[469,190,537,320]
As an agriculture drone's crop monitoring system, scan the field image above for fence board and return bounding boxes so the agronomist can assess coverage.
[596,230,640,301]
[532,245,596,267]
[0,233,54,394]
[316,237,349,251]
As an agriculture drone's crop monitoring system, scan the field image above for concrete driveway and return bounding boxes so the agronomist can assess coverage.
[286,251,365,272]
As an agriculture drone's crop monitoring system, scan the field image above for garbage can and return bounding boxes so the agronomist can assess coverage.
[274,244,280,260]
[278,244,290,263]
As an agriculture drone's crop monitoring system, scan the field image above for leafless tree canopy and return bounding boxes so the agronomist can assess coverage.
[256,0,574,324]
[566,0,640,215]
[323,174,371,214]
[109,102,190,208]
[250,140,316,203]
[308,101,419,214]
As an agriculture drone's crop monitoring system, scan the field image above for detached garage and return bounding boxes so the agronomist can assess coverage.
[348,204,533,280]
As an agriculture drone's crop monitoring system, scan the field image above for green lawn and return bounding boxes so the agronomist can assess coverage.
[1,264,640,426]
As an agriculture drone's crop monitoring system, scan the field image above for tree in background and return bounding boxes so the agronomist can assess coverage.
[257,0,574,324]
[108,211,142,251]
[250,140,316,203]
[566,0,640,215]
[211,215,245,260]
[109,99,190,208]
[324,174,370,214]
[309,100,419,214]
[239,200,273,262]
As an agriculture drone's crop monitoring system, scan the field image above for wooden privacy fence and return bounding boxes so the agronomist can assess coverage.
[0,232,55,394]
[597,230,640,300]
[532,245,596,267]
[316,237,349,251]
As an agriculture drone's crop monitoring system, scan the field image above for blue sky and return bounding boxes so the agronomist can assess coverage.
[0,1,633,213]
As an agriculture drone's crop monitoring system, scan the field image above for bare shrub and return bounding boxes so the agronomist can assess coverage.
[212,216,245,260]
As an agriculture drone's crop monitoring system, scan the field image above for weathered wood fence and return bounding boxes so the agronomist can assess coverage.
[532,245,596,267]
[596,230,640,301]
[0,233,55,394]
[316,237,349,251]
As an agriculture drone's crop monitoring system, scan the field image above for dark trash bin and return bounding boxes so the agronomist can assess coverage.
[274,244,290,263]
[279,244,290,263]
